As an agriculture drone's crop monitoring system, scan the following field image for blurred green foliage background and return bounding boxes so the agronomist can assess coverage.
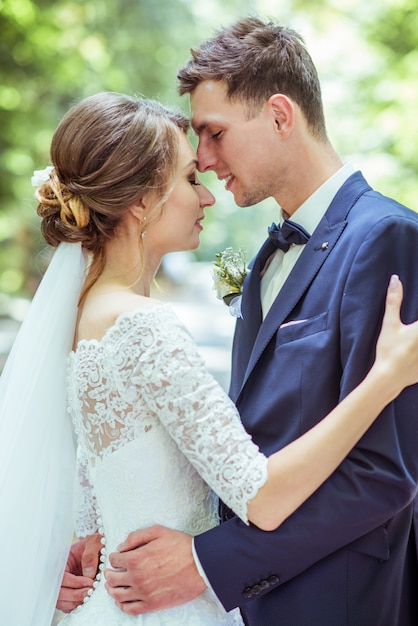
[1,0,417,299]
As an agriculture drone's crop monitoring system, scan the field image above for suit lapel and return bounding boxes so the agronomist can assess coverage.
[235,171,372,400]
[241,219,346,389]
[230,239,276,395]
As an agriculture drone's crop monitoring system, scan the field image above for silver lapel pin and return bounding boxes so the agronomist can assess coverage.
[315,241,329,251]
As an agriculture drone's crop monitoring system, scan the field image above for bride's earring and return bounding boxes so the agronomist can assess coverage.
[141,215,147,239]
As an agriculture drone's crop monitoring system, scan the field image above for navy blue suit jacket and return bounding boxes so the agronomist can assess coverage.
[195,172,418,625]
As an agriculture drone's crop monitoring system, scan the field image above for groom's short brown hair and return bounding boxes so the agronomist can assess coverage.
[177,16,327,140]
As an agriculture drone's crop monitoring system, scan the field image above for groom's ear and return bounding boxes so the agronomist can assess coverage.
[268,94,295,137]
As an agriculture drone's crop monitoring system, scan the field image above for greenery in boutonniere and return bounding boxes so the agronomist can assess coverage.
[212,247,248,308]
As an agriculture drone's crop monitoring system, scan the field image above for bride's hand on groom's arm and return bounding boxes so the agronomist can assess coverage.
[56,533,103,612]
[104,525,206,615]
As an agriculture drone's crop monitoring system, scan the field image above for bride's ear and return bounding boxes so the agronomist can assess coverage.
[128,199,147,222]
[129,190,157,221]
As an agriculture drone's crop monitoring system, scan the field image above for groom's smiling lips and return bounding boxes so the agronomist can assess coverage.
[219,173,235,190]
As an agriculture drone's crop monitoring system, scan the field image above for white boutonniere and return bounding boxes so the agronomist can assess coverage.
[213,247,248,317]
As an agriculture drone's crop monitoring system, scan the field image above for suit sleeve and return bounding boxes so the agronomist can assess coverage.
[194,211,418,611]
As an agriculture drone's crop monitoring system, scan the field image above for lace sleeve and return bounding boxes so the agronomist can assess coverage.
[74,446,99,538]
[127,308,268,524]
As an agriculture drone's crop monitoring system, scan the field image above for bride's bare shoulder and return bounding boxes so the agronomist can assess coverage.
[76,291,162,343]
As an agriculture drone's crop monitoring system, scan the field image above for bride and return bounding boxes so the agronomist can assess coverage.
[1,92,418,626]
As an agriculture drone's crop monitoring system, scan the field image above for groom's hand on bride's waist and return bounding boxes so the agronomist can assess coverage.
[104,524,206,615]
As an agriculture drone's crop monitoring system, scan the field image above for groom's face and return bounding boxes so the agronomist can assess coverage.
[190,79,281,208]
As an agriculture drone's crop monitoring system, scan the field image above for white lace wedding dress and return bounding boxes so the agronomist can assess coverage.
[61,303,268,625]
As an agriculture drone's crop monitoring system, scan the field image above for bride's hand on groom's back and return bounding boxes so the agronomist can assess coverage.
[56,533,102,612]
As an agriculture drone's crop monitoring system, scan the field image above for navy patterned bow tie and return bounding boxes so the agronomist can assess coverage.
[268,220,310,252]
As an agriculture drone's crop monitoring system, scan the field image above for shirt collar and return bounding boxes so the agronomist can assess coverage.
[281,162,356,234]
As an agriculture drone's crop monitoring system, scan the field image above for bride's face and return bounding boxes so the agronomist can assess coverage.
[145,133,215,256]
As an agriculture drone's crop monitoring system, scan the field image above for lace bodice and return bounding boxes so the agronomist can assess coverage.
[64,303,267,625]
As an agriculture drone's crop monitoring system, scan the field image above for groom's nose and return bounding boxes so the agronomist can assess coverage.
[196,139,216,173]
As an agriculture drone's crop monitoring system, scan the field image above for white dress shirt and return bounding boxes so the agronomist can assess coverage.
[261,163,355,318]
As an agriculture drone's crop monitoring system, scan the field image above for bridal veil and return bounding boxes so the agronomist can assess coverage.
[0,242,85,625]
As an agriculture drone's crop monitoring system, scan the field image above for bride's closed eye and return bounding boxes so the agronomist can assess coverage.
[189,175,201,187]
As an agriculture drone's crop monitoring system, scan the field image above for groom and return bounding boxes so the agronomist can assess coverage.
[59,18,418,624]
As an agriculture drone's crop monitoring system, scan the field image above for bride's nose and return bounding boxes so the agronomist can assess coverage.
[199,184,215,209]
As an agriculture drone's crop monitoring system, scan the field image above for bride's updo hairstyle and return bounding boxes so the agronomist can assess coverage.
[35,92,189,299]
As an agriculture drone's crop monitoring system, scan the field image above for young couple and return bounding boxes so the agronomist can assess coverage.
[1,17,418,626]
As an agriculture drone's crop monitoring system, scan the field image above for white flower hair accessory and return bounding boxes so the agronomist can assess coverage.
[213,247,248,318]
[31,165,54,187]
